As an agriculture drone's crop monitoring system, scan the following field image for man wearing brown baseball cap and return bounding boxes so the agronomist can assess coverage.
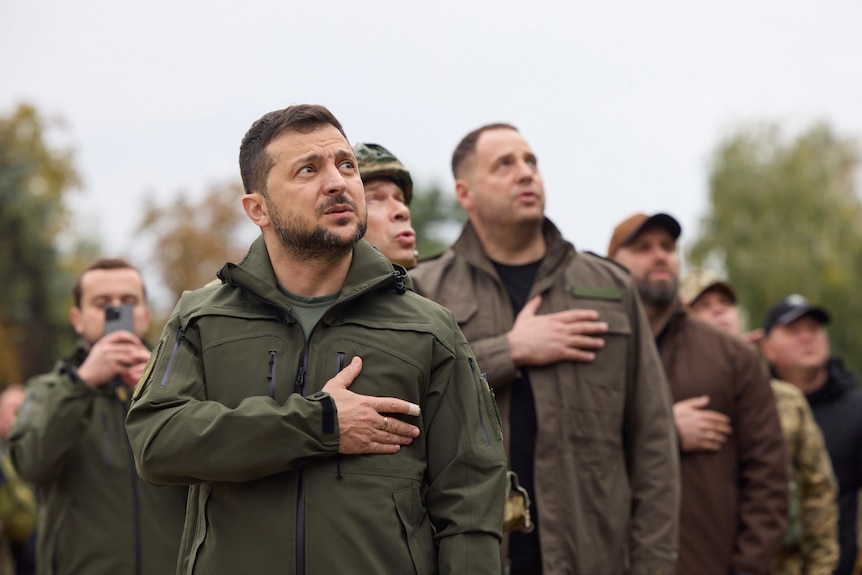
[608,212,789,575]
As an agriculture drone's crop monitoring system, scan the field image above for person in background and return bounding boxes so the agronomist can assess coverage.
[125,104,507,574]
[608,212,788,575]
[681,270,839,575]
[411,123,679,575]
[8,258,187,575]
[0,384,36,575]
[353,142,418,269]
[760,294,862,575]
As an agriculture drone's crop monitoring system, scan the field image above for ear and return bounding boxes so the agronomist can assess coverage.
[242,193,270,228]
[454,179,473,212]
[758,335,774,361]
[70,307,84,336]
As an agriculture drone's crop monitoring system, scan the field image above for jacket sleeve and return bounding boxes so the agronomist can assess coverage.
[125,312,340,485]
[423,324,507,575]
[8,371,97,485]
[794,395,840,574]
[732,352,790,574]
[624,293,681,575]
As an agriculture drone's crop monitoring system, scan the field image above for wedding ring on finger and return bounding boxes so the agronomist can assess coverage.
[382,416,389,431]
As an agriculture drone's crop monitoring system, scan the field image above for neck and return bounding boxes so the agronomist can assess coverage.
[776,363,829,394]
[645,302,677,337]
[266,238,352,297]
[472,219,546,265]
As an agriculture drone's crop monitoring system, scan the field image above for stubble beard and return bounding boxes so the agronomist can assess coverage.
[637,277,679,308]
[268,194,368,263]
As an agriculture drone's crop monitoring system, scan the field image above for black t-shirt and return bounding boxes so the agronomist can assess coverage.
[492,258,543,572]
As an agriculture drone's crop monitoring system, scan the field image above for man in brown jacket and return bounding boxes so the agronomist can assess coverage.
[681,270,839,575]
[609,212,789,575]
[411,123,680,575]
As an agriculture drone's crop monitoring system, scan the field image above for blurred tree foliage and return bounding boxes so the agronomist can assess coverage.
[0,104,82,386]
[410,182,465,259]
[138,179,465,313]
[137,180,252,308]
[688,122,862,376]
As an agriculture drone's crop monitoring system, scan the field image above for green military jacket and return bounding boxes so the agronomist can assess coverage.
[126,237,507,575]
[8,345,187,575]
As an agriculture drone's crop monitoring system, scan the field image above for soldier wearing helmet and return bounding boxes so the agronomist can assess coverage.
[353,143,418,269]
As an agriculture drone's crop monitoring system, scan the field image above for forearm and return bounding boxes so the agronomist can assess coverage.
[8,377,94,483]
[468,335,518,390]
[127,391,340,484]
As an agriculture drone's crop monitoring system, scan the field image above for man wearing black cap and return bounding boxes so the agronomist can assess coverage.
[761,295,862,575]
[609,212,789,575]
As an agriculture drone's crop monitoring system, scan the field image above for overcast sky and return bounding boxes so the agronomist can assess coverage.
[2,0,860,308]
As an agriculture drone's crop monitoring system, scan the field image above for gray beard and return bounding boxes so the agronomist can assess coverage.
[637,278,679,307]
[268,195,367,262]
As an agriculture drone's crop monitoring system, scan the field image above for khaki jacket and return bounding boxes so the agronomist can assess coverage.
[126,237,508,575]
[411,219,679,575]
[771,379,839,575]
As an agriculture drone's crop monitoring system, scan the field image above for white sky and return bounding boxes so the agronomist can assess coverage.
[2,0,861,308]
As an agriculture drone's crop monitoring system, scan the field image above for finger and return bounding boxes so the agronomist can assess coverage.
[569,335,606,350]
[322,357,363,391]
[553,309,602,322]
[517,295,543,318]
[561,349,597,363]
[373,397,421,417]
[568,321,609,335]
[377,425,419,443]
[683,395,710,408]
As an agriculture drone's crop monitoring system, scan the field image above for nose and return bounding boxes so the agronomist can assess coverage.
[391,199,410,222]
[516,159,535,182]
[322,163,350,195]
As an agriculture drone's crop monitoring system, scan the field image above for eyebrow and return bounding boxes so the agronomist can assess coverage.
[293,147,354,168]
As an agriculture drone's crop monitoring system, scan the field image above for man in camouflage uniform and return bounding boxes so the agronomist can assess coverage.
[681,270,839,575]
[353,142,419,269]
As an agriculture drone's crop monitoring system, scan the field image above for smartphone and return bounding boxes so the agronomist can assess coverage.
[103,304,136,336]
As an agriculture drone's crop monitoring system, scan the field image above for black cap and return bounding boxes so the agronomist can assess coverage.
[762,294,830,334]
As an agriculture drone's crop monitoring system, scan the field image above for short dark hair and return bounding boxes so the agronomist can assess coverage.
[72,258,146,307]
[239,104,348,195]
[451,123,518,179]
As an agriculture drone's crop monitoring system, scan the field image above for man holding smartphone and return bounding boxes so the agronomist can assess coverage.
[8,258,186,575]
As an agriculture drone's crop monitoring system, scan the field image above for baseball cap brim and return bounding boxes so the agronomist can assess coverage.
[608,212,681,257]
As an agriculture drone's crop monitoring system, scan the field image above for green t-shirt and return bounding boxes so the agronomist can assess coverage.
[279,286,340,339]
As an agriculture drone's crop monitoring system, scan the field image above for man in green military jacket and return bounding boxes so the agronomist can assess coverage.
[9,258,187,575]
[125,104,508,575]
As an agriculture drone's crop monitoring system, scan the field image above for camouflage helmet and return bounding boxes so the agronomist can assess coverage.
[353,142,413,205]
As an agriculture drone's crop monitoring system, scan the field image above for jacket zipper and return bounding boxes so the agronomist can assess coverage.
[469,358,491,446]
[101,411,112,466]
[159,326,186,388]
[117,386,143,575]
[295,335,312,575]
[267,350,277,398]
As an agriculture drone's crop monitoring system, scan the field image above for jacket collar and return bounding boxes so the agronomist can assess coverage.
[217,235,407,308]
[451,218,576,288]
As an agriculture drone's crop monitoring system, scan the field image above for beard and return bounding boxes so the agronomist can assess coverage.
[637,276,679,307]
[267,194,367,262]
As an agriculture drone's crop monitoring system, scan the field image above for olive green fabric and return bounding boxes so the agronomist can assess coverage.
[126,236,507,575]
[8,346,187,575]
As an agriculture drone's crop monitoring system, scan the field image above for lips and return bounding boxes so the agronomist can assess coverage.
[396,230,416,247]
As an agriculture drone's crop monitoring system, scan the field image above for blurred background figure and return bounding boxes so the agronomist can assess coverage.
[353,142,418,269]
[609,212,788,575]
[759,295,862,575]
[682,271,839,575]
[0,385,36,575]
[7,258,187,575]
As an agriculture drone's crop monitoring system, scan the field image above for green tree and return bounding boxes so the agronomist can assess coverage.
[137,180,251,311]
[0,104,82,385]
[689,122,862,376]
[410,182,466,259]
